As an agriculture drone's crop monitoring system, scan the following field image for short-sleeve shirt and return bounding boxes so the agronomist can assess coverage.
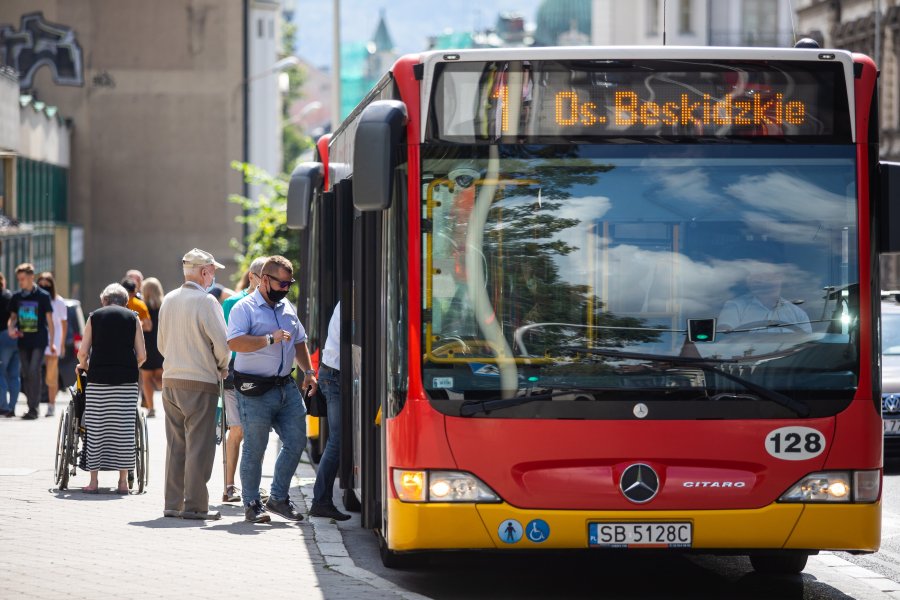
[222,289,249,325]
[128,296,150,322]
[45,296,68,356]
[718,295,812,333]
[226,289,306,378]
[9,286,53,350]
[321,302,341,370]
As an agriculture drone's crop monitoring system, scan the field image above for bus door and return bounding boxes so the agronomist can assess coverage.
[343,176,385,527]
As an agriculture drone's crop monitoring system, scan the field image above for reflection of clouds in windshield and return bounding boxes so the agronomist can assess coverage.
[652,168,720,207]
[507,193,612,221]
[739,211,825,245]
[561,242,820,317]
[725,172,852,242]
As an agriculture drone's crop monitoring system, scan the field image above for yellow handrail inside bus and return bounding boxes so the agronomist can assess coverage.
[423,177,548,365]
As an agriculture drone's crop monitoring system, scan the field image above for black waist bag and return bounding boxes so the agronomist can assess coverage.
[233,371,283,397]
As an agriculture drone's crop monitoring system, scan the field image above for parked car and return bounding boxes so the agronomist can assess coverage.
[41,299,86,402]
[880,298,900,457]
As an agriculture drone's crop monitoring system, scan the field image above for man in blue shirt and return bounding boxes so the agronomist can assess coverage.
[227,255,317,523]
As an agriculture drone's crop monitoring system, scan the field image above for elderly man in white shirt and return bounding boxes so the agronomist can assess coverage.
[718,270,812,334]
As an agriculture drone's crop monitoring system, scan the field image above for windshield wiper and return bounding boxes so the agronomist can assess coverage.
[561,346,810,417]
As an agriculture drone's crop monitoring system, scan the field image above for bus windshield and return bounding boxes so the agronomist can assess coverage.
[421,144,859,418]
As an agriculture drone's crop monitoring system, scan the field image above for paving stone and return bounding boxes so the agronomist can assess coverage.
[0,392,405,600]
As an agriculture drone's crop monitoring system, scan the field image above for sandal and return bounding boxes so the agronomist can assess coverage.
[82,487,99,494]
[116,485,130,495]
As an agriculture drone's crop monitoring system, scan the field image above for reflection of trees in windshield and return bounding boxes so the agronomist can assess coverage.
[434,150,663,357]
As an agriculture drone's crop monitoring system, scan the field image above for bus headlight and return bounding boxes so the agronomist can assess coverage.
[392,469,501,503]
[778,470,880,503]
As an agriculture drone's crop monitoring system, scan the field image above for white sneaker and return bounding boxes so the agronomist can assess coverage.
[45,405,55,418]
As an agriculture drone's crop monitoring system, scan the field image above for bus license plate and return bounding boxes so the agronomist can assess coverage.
[589,522,692,548]
[885,419,900,435]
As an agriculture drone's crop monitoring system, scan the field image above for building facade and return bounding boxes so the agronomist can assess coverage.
[0,2,284,303]
[591,0,794,48]
[0,62,76,296]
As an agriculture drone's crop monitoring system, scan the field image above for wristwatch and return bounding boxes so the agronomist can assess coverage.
[266,334,275,345]
[304,369,316,376]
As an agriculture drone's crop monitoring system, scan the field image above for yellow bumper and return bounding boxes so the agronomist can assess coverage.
[386,499,881,553]
[306,415,320,440]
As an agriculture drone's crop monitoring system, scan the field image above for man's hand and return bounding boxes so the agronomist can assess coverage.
[219,368,229,381]
[49,344,58,356]
[272,329,292,343]
[302,374,318,397]
[7,327,19,339]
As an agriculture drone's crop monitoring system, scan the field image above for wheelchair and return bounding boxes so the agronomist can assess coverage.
[54,370,149,493]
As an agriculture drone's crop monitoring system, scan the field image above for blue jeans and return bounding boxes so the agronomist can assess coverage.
[237,382,307,506]
[312,367,342,507]
[0,336,20,413]
[19,347,43,415]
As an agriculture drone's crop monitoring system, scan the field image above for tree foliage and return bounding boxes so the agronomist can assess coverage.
[229,161,301,304]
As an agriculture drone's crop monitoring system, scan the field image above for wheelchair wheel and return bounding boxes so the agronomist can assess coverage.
[54,408,70,489]
[134,410,149,493]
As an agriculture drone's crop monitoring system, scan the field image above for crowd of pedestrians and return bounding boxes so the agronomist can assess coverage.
[17,247,350,524]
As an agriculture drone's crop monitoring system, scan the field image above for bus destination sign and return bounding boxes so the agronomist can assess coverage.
[429,59,850,142]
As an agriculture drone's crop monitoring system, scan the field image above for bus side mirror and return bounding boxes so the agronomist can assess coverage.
[879,162,900,252]
[287,162,323,230]
[353,100,407,212]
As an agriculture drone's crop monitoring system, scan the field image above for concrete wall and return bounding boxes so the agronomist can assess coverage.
[19,104,70,167]
[0,69,18,153]
[0,1,245,304]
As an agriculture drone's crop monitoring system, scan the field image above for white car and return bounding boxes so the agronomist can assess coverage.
[881,299,900,457]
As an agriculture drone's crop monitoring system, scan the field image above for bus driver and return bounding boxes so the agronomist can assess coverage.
[717,269,812,334]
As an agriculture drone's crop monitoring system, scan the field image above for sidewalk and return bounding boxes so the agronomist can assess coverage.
[0,392,402,600]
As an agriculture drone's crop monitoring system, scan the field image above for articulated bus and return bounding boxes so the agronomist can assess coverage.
[288,45,900,572]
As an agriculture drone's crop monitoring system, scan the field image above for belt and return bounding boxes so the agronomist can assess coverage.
[320,364,339,375]
[234,370,295,386]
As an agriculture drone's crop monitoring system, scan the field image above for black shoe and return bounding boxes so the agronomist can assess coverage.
[0,410,9,417]
[4,412,14,418]
[21,412,37,420]
[245,500,271,523]
[309,502,352,521]
[264,496,304,521]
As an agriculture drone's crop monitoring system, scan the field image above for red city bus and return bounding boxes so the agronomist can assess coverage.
[289,46,896,573]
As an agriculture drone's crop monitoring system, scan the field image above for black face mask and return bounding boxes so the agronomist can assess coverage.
[267,283,289,303]
[39,285,51,293]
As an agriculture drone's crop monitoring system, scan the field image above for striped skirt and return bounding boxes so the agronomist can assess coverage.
[80,382,138,471]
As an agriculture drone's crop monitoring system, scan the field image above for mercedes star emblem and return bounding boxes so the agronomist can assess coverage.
[620,463,660,504]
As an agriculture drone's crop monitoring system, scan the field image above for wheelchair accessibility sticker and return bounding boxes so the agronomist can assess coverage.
[526,519,550,543]
[498,519,523,544]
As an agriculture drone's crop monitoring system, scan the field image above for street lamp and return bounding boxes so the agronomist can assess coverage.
[285,100,323,129]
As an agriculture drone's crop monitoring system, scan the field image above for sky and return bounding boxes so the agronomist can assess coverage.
[291,0,544,69]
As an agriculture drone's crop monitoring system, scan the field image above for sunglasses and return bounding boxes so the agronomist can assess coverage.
[265,274,295,289]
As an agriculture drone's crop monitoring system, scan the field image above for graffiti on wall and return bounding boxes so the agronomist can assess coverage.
[0,12,83,89]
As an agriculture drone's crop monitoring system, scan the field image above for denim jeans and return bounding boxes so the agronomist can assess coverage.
[0,336,20,413]
[312,367,341,507]
[237,382,307,506]
[19,347,44,416]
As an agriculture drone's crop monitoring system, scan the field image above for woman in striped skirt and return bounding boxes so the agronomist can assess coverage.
[77,283,146,494]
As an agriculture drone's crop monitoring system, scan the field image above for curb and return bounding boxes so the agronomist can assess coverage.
[295,477,431,600]
[807,552,900,598]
